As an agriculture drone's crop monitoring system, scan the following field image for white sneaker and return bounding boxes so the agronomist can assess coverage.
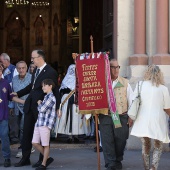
[31,147,35,153]
[16,151,22,158]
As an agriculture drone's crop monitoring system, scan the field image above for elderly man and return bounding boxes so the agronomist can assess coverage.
[99,59,134,170]
[12,61,32,158]
[0,53,19,145]
[14,50,60,168]
[0,53,18,85]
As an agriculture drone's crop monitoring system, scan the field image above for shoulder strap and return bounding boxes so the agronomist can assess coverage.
[138,81,144,96]
[61,89,75,107]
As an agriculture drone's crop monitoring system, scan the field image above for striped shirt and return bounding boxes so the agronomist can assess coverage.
[36,92,56,129]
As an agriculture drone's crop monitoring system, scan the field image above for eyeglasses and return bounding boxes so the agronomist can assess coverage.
[31,56,40,60]
[110,66,120,69]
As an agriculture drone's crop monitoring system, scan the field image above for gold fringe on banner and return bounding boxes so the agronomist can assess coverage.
[79,108,108,115]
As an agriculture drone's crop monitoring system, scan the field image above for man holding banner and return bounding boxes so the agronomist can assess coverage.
[99,59,134,170]
[76,52,134,170]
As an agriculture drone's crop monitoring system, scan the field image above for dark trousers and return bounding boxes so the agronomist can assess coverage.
[8,111,19,143]
[99,114,129,168]
[22,111,37,159]
[17,112,24,146]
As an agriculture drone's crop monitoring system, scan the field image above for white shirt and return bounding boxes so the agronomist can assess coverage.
[32,63,47,89]
[13,68,18,77]
[37,63,47,74]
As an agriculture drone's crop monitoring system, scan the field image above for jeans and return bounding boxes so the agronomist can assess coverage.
[0,120,11,159]
[17,112,24,145]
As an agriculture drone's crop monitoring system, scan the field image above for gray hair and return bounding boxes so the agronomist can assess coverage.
[16,61,27,69]
[109,58,117,62]
[1,53,10,61]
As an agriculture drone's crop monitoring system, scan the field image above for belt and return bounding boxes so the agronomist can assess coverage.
[120,112,127,115]
[108,111,127,116]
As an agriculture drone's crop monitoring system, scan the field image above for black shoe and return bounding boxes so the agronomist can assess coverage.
[46,157,54,167]
[106,167,116,170]
[4,159,11,167]
[84,136,90,140]
[32,160,42,168]
[35,165,46,170]
[18,145,22,150]
[74,137,79,143]
[33,157,54,168]
[90,135,95,140]
[14,158,31,167]
[105,163,109,168]
[10,140,19,145]
[115,161,122,170]
[67,138,72,144]
[94,146,103,152]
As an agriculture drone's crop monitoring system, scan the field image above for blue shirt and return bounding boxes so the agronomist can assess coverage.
[12,73,32,115]
[3,64,17,85]
[3,64,18,109]
[36,92,56,129]
[0,78,13,120]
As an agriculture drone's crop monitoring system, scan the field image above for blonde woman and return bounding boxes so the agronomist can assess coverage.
[130,65,170,170]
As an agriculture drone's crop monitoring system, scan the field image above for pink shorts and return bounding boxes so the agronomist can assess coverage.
[32,126,50,146]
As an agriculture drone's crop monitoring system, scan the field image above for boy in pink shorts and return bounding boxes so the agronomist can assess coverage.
[32,79,56,170]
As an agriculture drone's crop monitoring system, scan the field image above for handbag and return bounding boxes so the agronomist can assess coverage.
[127,81,143,120]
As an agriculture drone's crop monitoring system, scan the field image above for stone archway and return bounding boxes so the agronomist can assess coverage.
[5,10,25,64]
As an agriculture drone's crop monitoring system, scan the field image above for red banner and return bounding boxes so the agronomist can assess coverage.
[76,55,108,114]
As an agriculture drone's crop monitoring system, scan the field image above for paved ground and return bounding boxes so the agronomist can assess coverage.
[0,136,170,170]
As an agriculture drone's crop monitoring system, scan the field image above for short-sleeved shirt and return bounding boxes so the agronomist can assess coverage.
[131,80,170,143]
[35,92,56,129]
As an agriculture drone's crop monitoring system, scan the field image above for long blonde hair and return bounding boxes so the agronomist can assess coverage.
[143,64,164,86]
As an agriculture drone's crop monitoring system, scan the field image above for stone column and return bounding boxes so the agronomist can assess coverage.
[113,0,118,59]
[129,0,148,65]
[152,0,170,64]
[146,0,156,62]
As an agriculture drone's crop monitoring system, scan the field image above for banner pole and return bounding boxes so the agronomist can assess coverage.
[90,35,100,170]
[90,35,94,53]
[95,114,101,170]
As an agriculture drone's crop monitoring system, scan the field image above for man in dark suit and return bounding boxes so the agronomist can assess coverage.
[13,50,60,167]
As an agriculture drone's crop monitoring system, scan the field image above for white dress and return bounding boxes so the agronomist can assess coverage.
[55,94,89,136]
[131,81,170,143]
[54,64,89,137]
